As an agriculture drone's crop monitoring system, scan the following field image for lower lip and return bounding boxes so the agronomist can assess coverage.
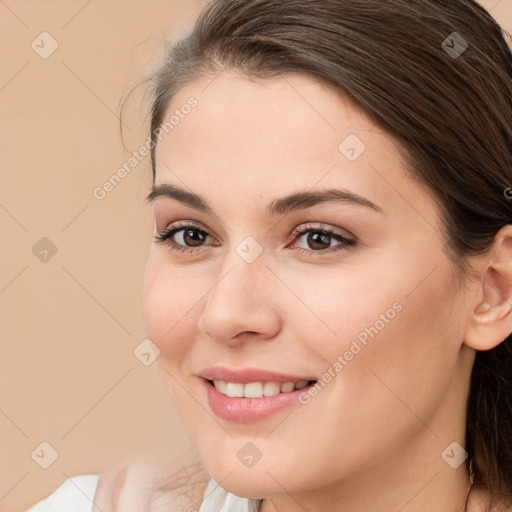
[202,378,316,423]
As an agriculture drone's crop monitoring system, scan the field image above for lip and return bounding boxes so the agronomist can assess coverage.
[201,378,317,423]
[198,366,317,384]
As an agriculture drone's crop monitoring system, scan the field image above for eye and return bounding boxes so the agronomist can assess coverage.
[153,221,217,254]
[289,223,356,256]
[153,221,356,256]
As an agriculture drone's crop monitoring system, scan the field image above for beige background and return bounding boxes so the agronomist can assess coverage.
[0,0,510,510]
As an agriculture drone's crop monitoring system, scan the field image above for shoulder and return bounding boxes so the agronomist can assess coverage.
[93,457,258,512]
[93,455,211,512]
[26,474,101,512]
[24,456,256,512]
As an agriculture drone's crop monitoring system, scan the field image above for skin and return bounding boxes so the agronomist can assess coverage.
[139,69,512,512]
[92,451,209,512]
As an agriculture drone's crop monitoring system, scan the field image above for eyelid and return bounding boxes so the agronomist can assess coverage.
[288,222,355,243]
[154,220,218,245]
[154,220,356,255]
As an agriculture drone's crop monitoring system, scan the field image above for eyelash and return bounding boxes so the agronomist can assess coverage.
[153,221,356,256]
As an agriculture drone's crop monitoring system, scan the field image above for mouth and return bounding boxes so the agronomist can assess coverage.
[205,378,317,398]
[201,377,319,423]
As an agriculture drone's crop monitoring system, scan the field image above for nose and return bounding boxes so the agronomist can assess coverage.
[196,255,282,346]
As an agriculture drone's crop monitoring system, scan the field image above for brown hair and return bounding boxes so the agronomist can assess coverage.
[141,0,512,509]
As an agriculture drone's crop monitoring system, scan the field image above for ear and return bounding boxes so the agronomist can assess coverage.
[465,225,512,351]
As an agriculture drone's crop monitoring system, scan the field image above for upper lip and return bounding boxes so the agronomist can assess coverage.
[198,366,317,384]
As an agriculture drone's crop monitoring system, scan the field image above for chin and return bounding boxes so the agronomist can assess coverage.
[215,472,281,500]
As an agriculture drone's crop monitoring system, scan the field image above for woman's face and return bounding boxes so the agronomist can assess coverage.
[143,70,474,499]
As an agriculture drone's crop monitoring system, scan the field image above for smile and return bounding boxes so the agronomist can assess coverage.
[211,379,313,398]
[201,377,318,423]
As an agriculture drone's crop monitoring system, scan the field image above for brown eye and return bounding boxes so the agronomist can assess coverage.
[179,228,207,247]
[305,231,333,251]
[290,223,356,255]
[153,223,216,253]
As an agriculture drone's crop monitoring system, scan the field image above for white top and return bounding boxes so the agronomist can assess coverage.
[26,473,262,512]
[26,475,101,512]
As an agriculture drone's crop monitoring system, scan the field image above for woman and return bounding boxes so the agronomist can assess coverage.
[27,0,512,511]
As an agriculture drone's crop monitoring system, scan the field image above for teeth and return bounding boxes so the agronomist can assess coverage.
[225,382,244,398]
[213,379,227,394]
[280,382,295,393]
[263,382,281,396]
[212,379,312,398]
[244,382,263,398]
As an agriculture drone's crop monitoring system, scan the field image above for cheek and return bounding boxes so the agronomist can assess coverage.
[142,257,198,362]
[348,264,464,427]
[282,253,462,408]
[275,262,404,360]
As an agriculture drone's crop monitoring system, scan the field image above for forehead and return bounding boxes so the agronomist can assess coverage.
[156,70,377,166]
[153,70,431,219]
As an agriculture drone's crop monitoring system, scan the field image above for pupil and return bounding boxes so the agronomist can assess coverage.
[185,229,204,246]
[309,232,329,250]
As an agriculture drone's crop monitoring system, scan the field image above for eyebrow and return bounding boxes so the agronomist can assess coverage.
[145,183,383,216]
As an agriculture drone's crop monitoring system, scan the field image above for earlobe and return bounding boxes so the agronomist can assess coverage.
[464,226,512,351]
